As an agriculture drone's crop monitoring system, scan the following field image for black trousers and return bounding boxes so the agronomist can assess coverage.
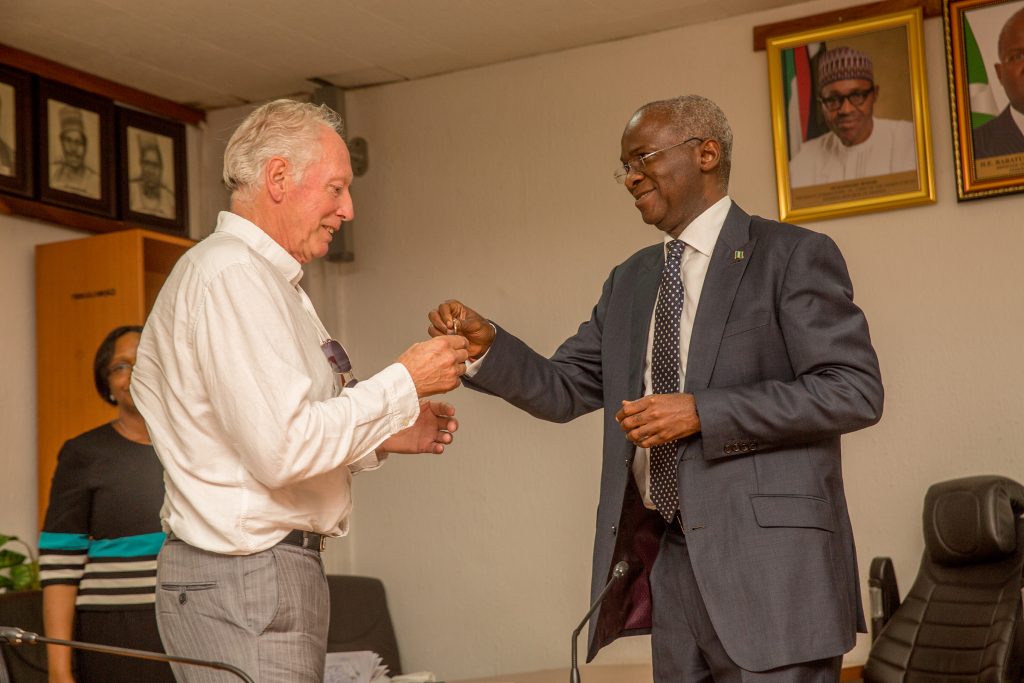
[76,608,175,682]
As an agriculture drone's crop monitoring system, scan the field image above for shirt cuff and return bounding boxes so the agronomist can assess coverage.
[379,361,420,430]
[464,323,497,377]
[349,362,420,468]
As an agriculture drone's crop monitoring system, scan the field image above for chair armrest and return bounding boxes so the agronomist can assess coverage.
[868,556,900,642]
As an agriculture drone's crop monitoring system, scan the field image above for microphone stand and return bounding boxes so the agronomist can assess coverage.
[570,560,628,683]
[0,627,254,683]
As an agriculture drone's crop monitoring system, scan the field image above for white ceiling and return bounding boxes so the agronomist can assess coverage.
[1,0,809,111]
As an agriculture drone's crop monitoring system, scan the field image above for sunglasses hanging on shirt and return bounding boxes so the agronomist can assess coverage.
[320,339,358,388]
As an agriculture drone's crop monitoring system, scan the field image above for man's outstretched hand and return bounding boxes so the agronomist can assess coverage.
[380,401,458,455]
[398,336,469,397]
[427,300,495,361]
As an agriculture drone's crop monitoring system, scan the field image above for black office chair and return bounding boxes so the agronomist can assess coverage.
[864,475,1024,682]
[326,575,402,675]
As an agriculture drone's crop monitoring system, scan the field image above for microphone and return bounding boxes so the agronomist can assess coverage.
[570,560,629,683]
[0,626,254,683]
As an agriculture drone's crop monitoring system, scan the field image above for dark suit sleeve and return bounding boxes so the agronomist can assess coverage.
[694,231,883,458]
[465,268,615,423]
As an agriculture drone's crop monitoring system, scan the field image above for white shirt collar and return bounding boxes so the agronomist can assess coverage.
[663,195,732,257]
[215,211,304,286]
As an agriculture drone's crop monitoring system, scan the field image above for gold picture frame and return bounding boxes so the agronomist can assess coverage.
[766,8,935,222]
[944,0,1024,201]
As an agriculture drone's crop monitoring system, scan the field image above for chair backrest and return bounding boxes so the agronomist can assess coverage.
[0,590,47,683]
[864,475,1024,683]
[325,575,402,675]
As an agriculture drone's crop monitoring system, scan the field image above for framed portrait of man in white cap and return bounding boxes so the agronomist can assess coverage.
[117,106,187,234]
[766,8,935,221]
[37,80,116,217]
[0,63,34,199]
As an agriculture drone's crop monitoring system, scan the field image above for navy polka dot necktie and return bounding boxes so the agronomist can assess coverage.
[649,239,684,522]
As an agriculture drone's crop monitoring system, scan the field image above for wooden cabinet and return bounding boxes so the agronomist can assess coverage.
[35,229,193,524]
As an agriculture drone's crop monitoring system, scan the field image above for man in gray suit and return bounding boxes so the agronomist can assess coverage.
[429,95,883,681]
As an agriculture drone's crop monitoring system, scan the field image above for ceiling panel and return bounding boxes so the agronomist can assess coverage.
[0,0,813,109]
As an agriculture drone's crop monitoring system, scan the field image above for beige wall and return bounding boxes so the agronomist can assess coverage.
[2,0,1024,680]
[328,0,1024,679]
[0,216,82,546]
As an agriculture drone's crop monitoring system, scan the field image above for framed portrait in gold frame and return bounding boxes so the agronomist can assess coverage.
[944,0,1024,200]
[766,8,935,222]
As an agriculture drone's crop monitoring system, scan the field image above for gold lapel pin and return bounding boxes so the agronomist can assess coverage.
[733,250,745,261]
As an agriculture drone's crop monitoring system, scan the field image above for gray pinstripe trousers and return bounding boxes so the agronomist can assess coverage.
[155,538,328,682]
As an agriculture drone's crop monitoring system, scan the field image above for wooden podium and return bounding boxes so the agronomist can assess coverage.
[35,228,192,524]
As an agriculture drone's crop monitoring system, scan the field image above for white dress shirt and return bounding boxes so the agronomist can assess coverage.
[631,196,732,509]
[788,118,916,188]
[132,211,420,555]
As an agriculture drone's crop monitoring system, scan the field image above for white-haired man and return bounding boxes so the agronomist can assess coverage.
[132,99,469,682]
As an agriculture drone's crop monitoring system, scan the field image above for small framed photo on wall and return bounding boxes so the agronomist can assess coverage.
[766,8,935,222]
[0,64,35,199]
[37,80,116,217]
[117,107,187,234]
[945,0,1024,200]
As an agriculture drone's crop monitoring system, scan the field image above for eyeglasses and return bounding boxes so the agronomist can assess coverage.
[107,362,133,378]
[818,88,876,112]
[614,137,705,183]
[321,339,358,389]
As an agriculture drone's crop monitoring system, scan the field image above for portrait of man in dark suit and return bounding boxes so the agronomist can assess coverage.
[430,95,883,682]
[973,6,1024,159]
[0,85,15,177]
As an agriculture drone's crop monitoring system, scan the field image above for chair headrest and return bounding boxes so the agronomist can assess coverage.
[924,475,1024,566]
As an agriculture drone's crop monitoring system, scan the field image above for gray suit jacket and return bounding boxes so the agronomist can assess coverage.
[466,202,883,671]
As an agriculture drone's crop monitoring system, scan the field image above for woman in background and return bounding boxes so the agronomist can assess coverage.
[38,325,173,683]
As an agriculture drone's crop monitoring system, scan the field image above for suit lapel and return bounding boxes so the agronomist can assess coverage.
[629,247,662,398]
[1009,109,1024,149]
[684,203,756,392]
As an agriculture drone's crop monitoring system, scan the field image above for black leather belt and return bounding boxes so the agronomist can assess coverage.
[167,530,326,552]
[279,530,327,552]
